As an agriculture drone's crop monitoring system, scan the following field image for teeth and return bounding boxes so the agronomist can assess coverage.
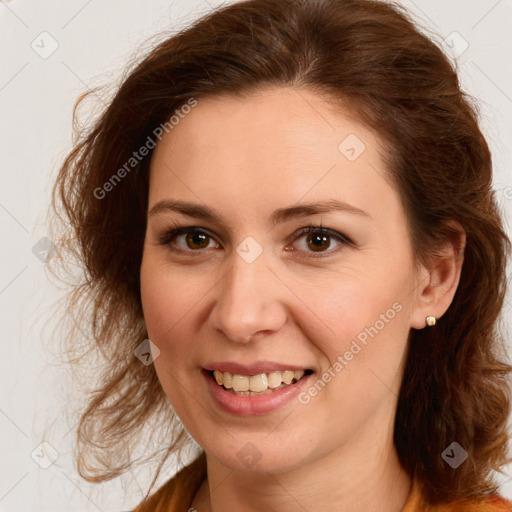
[249,373,268,392]
[232,374,249,392]
[224,372,233,389]
[212,369,307,393]
[282,370,295,385]
[214,371,223,385]
[267,371,282,389]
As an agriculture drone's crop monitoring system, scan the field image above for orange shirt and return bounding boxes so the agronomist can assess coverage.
[401,478,511,512]
[132,461,512,512]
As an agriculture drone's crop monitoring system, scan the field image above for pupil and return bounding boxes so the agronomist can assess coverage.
[308,233,329,252]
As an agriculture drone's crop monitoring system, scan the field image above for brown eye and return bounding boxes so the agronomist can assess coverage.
[159,227,220,253]
[306,232,331,252]
[185,231,210,250]
[291,226,352,257]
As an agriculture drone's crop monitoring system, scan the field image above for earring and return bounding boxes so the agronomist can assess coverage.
[426,316,436,327]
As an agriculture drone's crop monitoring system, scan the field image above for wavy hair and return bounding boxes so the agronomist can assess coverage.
[50,0,511,507]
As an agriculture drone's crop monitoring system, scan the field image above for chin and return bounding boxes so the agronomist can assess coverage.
[200,432,314,475]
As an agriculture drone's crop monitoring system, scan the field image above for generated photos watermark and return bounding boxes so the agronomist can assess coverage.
[298,301,403,405]
[93,97,198,200]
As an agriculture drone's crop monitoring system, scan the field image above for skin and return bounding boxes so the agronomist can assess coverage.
[140,87,465,512]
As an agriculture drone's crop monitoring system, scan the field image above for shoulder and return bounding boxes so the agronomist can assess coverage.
[403,478,511,512]
[130,453,207,512]
[432,494,511,512]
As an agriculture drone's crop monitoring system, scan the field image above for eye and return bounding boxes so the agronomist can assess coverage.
[288,225,353,257]
[158,224,353,257]
[158,226,220,253]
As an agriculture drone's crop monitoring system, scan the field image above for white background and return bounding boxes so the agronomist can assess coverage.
[1,0,511,510]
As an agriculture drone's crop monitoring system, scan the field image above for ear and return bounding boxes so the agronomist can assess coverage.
[410,221,466,330]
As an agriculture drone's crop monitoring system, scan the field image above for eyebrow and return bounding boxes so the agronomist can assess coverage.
[147,199,372,226]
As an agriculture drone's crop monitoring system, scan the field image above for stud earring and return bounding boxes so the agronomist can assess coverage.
[426,316,437,327]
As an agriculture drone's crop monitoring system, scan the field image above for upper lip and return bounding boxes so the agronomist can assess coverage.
[203,361,313,376]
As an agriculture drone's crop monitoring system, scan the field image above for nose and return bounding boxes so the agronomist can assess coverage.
[208,249,287,344]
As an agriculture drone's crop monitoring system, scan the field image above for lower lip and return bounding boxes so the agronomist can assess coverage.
[202,370,314,416]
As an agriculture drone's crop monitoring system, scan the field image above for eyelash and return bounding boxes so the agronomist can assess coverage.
[157,224,353,259]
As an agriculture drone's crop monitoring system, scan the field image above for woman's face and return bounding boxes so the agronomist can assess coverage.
[140,87,427,474]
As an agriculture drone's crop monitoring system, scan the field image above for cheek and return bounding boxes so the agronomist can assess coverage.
[292,262,413,414]
[293,283,410,437]
[140,262,203,412]
[140,258,199,357]
[300,267,411,360]
[140,248,201,322]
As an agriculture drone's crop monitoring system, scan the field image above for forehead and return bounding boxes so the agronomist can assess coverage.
[148,87,398,224]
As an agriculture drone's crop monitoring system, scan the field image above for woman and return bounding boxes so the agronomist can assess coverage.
[51,0,512,510]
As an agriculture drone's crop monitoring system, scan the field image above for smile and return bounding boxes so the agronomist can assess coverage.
[202,362,315,415]
[210,369,312,395]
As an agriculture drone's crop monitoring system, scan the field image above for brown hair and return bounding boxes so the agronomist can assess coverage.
[50,0,511,508]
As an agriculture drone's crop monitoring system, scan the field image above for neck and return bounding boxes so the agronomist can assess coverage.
[191,415,412,512]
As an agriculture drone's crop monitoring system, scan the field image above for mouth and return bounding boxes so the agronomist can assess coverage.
[207,368,314,396]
